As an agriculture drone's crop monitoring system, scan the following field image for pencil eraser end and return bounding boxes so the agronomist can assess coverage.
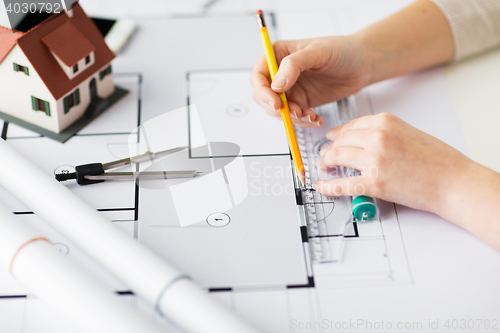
[256,10,263,15]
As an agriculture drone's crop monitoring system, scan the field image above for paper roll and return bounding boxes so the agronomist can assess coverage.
[0,203,163,333]
[0,139,258,333]
[159,278,259,333]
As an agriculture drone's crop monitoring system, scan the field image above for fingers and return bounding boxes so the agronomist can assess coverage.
[317,146,365,170]
[313,176,371,197]
[251,86,323,127]
[253,90,281,118]
[289,103,323,127]
[314,142,372,197]
[250,56,315,125]
[251,54,282,115]
[314,113,407,199]
[326,115,375,141]
[271,46,323,93]
[321,129,372,153]
[250,40,323,127]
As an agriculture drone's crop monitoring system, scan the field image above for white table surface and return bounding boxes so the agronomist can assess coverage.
[443,48,500,173]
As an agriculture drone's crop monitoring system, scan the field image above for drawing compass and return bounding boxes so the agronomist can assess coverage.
[55,146,199,185]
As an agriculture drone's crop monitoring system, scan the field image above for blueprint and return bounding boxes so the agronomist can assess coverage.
[0,1,499,333]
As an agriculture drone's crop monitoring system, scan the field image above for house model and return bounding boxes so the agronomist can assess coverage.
[0,4,126,142]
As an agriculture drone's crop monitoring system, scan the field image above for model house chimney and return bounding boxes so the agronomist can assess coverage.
[62,0,79,17]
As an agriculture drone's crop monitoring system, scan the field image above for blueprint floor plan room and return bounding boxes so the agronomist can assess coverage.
[0,0,499,332]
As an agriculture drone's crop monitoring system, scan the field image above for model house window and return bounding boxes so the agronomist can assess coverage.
[73,64,79,74]
[63,88,81,114]
[13,63,29,75]
[31,96,51,116]
[85,55,91,64]
[99,65,112,80]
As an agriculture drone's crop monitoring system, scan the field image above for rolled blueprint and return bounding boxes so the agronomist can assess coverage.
[0,203,163,333]
[0,139,258,333]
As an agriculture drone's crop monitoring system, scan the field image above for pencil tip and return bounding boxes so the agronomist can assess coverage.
[256,9,263,15]
[299,171,305,187]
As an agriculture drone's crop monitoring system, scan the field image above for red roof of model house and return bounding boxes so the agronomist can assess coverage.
[41,20,96,67]
[0,4,115,100]
[0,26,24,63]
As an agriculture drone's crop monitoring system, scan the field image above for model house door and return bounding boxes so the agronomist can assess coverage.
[89,78,97,102]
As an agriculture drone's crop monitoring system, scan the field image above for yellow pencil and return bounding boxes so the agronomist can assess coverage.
[256,10,306,186]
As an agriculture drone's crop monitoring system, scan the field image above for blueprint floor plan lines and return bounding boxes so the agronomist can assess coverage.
[137,67,411,295]
[0,13,415,332]
[2,6,496,332]
[187,70,291,157]
[0,73,143,299]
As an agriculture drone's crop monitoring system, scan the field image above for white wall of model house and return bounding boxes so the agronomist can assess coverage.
[51,51,95,80]
[96,66,114,98]
[55,65,114,132]
[0,45,58,132]
[0,45,114,133]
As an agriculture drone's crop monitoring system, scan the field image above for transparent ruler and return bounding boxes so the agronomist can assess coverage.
[295,95,367,263]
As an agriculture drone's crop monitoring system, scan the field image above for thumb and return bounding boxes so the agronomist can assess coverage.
[271,47,320,93]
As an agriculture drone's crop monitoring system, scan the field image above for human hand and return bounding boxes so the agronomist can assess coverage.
[313,113,472,215]
[250,36,372,127]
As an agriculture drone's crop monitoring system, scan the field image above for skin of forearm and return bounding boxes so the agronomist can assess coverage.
[346,1,500,250]
[352,0,455,84]
[438,161,500,251]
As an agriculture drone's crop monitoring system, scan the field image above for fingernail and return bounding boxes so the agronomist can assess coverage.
[313,182,319,191]
[268,100,276,111]
[308,115,313,123]
[316,159,326,171]
[320,147,327,156]
[300,115,309,122]
[291,110,299,119]
[314,117,322,127]
[271,76,287,89]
